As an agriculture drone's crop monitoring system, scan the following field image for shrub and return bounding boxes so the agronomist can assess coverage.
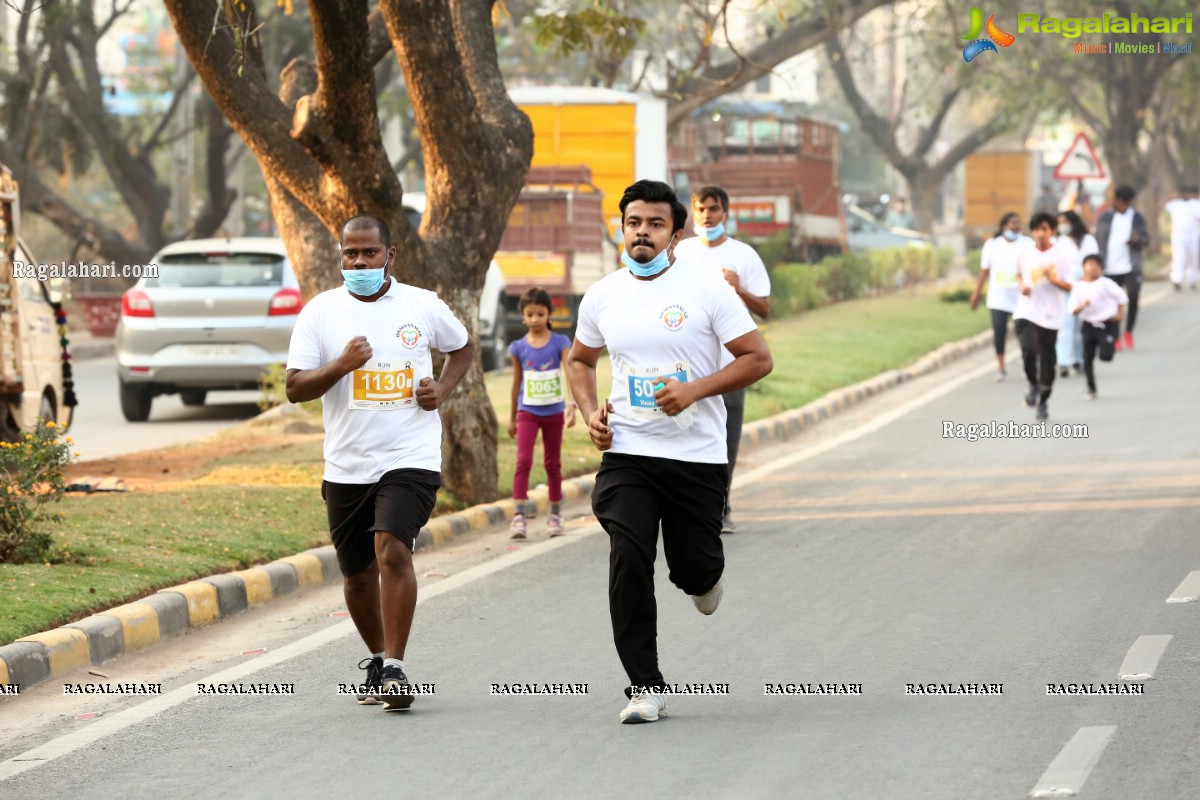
[0,420,76,564]
[258,363,288,411]
[770,263,829,315]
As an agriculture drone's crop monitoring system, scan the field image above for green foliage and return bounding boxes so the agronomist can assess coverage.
[770,246,954,314]
[940,282,976,303]
[0,421,76,564]
[258,363,289,411]
[753,231,792,270]
[965,247,983,277]
[529,5,646,61]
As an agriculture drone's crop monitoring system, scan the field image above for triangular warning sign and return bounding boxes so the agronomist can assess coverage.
[1053,133,1106,180]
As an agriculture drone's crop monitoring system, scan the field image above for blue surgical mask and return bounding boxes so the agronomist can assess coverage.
[694,222,724,242]
[1002,230,1019,242]
[621,247,671,278]
[341,258,389,297]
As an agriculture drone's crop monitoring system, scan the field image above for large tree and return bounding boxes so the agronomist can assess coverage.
[822,6,1033,232]
[163,0,533,505]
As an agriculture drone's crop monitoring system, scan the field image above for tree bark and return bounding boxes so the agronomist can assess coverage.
[164,0,534,505]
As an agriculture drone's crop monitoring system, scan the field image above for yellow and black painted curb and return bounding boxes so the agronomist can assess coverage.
[0,329,991,691]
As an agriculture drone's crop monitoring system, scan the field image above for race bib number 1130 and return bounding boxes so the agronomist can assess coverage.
[350,360,416,411]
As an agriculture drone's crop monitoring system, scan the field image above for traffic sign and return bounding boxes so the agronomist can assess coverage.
[1053,133,1106,180]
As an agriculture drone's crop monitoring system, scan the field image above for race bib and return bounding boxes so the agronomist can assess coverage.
[350,359,416,411]
[523,367,565,406]
[625,361,689,419]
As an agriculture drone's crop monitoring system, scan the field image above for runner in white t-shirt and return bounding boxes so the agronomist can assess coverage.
[1068,253,1128,400]
[1014,212,1074,421]
[1164,186,1200,290]
[673,185,771,535]
[1053,210,1100,377]
[285,215,474,710]
[567,180,772,725]
[970,212,1028,382]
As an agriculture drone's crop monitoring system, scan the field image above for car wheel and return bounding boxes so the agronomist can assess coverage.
[180,390,207,407]
[119,381,152,422]
[38,392,56,426]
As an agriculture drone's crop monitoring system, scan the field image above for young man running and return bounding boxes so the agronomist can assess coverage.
[674,185,771,535]
[1014,212,1073,421]
[1094,185,1150,349]
[567,180,773,724]
[285,215,474,710]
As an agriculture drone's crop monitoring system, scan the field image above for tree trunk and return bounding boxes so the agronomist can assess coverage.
[437,286,500,504]
[905,173,941,236]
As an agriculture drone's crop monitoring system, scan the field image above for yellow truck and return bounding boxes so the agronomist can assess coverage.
[498,87,667,335]
[0,166,71,441]
[964,150,1039,246]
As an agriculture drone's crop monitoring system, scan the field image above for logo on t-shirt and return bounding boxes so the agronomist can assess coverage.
[660,304,688,332]
[395,323,423,349]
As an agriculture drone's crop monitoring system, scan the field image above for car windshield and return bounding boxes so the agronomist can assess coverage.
[146,253,284,288]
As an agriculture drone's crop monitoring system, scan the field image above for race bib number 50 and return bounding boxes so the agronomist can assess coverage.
[350,360,416,411]
[626,362,689,419]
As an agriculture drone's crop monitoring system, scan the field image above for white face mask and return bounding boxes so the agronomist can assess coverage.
[1002,230,1019,242]
[1057,223,1073,236]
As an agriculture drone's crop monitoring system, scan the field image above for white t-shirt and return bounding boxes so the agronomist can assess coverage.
[574,263,757,464]
[1013,240,1071,330]
[1054,233,1100,283]
[1105,209,1134,275]
[1068,277,1129,327]
[286,280,469,482]
[980,234,1029,312]
[674,236,771,367]
[1164,199,1200,242]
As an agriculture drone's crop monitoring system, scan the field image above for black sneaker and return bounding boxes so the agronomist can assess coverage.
[1036,402,1049,421]
[1024,384,1038,408]
[357,656,383,705]
[374,664,416,711]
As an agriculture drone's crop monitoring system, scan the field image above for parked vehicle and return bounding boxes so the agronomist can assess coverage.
[964,150,1038,246]
[115,238,301,421]
[845,205,932,253]
[493,166,617,338]
[672,106,846,261]
[0,166,68,440]
[401,192,509,370]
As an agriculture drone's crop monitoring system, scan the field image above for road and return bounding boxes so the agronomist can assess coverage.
[3,283,1198,799]
[66,356,265,461]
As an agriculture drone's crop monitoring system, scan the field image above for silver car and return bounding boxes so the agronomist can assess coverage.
[115,238,300,421]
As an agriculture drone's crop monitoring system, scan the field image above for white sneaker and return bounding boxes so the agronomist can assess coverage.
[691,578,724,615]
[620,691,668,724]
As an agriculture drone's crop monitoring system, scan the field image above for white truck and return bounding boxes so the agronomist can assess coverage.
[0,166,69,440]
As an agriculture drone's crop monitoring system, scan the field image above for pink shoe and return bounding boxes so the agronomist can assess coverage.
[547,514,564,537]
[1122,331,1134,350]
[510,514,527,539]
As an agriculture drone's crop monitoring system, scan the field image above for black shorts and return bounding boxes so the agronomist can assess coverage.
[321,468,441,577]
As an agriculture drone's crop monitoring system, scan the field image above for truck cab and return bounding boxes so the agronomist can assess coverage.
[0,168,66,440]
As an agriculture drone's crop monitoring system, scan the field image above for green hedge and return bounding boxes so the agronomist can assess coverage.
[771,246,954,315]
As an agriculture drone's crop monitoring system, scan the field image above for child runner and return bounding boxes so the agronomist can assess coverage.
[508,286,575,538]
[1069,254,1128,400]
[1014,212,1074,421]
[970,212,1030,382]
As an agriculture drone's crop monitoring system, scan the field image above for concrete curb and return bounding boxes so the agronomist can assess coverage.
[0,327,993,690]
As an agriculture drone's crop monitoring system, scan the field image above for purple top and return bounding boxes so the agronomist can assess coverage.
[509,332,572,415]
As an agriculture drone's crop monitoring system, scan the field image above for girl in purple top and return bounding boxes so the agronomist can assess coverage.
[508,287,575,538]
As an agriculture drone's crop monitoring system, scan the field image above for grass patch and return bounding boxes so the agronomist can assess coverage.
[1,285,987,644]
[0,487,327,645]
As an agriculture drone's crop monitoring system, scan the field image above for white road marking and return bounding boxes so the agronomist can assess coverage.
[1117,635,1172,682]
[1166,571,1200,603]
[1028,726,1117,798]
[0,534,591,782]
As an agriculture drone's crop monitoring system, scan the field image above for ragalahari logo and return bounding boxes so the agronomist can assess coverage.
[962,7,1016,62]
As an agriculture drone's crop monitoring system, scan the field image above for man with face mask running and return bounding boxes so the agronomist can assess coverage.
[567,180,773,724]
[674,185,771,535]
[286,214,475,710]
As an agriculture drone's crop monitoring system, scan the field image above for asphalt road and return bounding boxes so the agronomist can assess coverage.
[66,356,264,461]
[3,283,1198,799]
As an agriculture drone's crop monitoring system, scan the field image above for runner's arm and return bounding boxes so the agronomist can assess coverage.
[739,290,770,319]
[566,341,603,422]
[509,353,522,429]
[285,336,371,403]
[656,330,772,416]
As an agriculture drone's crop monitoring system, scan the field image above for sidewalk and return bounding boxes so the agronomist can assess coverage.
[0,326,1001,689]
